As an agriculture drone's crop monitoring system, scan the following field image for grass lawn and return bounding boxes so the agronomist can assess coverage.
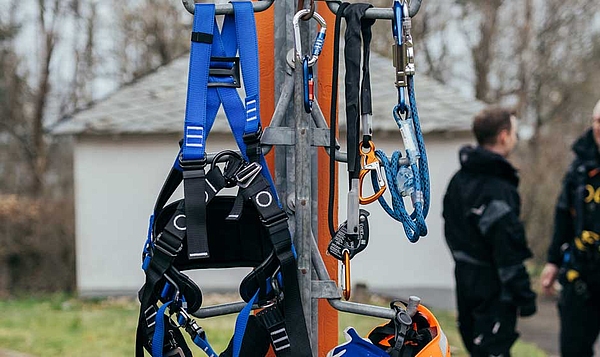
[0,294,546,356]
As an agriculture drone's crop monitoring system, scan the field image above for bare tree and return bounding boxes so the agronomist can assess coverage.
[111,0,190,82]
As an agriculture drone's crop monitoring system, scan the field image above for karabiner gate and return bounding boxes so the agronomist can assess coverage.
[293,9,327,113]
[359,141,386,205]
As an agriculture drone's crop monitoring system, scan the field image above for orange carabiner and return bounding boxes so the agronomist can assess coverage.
[359,141,386,205]
[342,250,351,300]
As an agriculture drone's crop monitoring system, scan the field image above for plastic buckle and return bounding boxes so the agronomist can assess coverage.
[178,154,206,171]
[235,162,262,188]
[242,127,263,144]
[208,56,241,88]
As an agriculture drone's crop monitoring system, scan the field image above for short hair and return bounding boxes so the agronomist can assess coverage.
[472,106,516,146]
[593,99,600,119]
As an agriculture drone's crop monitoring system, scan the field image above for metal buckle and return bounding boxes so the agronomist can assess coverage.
[208,56,241,88]
[154,233,183,258]
[235,162,262,188]
[262,211,289,228]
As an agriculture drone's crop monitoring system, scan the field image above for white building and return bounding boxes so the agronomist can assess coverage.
[52,51,484,308]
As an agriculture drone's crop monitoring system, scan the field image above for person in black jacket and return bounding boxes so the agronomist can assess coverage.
[443,106,537,357]
[540,100,600,357]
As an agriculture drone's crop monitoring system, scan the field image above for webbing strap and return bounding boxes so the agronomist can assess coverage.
[183,5,214,162]
[240,174,312,357]
[152,301,171,357]
[233,291,258,357]
[180,4,216,259]
[343,4,375,180]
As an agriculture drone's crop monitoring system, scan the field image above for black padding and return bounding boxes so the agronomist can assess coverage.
[153,196,274,271]
[239,251,279,303]
[166,267,203,313]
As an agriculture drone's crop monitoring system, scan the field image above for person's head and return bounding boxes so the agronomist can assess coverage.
[592,99,600,149]
[472,106,518,158]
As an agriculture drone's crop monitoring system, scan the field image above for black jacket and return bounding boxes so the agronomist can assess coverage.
[548,129,600,278]
[443,146,536,316]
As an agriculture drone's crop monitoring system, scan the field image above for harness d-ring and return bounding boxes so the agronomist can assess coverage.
[342,249,351,300]
[359,141,386,204]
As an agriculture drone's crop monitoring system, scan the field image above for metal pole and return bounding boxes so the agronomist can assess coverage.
[293,41,314,355]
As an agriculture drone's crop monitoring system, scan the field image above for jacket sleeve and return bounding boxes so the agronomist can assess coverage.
[547,169,575,266]
[479,198,536,314]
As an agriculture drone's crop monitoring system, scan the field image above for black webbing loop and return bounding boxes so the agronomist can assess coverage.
[344,3,375,180]
[182,165,210,259]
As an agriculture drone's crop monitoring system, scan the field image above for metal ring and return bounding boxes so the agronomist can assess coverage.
[300,0,315,21]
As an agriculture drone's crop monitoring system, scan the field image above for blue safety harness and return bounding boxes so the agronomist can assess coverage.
[370,0,429,242]
[136,3,311,357]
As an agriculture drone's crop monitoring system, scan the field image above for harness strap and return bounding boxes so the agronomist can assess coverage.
[238,172,312,357]
[180,4,216,260]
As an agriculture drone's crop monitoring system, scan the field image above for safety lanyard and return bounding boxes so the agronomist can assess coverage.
[370,0,430,242]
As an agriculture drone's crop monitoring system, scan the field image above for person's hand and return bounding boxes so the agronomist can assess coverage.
[540,263,559,296]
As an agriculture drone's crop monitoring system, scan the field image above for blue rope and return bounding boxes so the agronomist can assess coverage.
[371,76,429,242]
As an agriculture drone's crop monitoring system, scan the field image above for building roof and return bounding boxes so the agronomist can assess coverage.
[52,51,485,135]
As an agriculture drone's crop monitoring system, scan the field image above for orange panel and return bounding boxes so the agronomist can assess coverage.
[256,6,277,357]
[256,3,276,171]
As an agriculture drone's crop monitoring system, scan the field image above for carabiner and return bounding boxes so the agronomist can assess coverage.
[359,141,386,205]
[342,249,351,300]
[392,0,414,113]
[303,57,314,112]
[293,9,327,64]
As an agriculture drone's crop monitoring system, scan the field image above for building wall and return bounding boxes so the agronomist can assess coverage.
[73,134,254,296]
[73,132,472,296]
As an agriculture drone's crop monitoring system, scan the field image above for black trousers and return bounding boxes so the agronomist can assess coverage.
[558,281,600,357]
[457,299,518,357]
[455,264,519,357]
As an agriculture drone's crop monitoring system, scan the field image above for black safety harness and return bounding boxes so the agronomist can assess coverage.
[136,3,311,356]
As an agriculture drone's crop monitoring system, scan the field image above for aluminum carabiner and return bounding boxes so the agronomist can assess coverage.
[303,57,315,112]
[293,9,327,65]
[358,141,386,205]
[342,249,351,300]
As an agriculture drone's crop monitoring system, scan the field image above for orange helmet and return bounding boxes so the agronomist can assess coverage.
[367,303,451,357]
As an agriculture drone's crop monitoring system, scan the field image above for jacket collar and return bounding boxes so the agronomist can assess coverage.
[459,145,519,186]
